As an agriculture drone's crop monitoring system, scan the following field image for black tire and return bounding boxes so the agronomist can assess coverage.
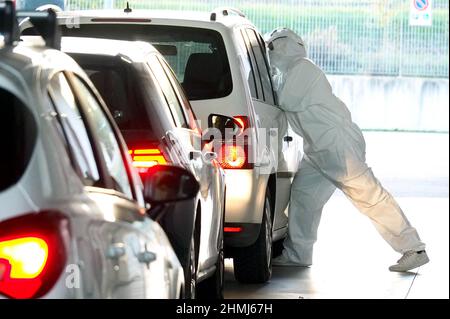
[233,190,273,283]
[184,236,197,299]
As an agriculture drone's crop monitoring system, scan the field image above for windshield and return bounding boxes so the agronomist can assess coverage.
[62,24,232,100]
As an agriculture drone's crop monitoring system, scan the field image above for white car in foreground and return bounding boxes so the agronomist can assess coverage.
[1,4,188,299]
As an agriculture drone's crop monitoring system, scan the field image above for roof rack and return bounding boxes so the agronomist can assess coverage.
[0,0,61,50]
[0,1,19,46]
[210,7,246,21]
[18,9,61,50]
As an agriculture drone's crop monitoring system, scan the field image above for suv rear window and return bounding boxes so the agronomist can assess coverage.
[69,53,156,134]
[62,24,232,100]
[0,88,37,192]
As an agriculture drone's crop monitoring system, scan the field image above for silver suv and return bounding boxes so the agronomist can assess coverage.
[52,6,303,283]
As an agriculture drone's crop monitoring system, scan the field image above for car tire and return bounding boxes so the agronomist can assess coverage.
[233,190,272,284]
[184,235,197,299]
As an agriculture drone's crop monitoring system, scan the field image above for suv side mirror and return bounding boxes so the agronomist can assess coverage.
[143,165,199,204]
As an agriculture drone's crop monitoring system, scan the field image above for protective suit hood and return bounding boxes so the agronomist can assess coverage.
[266,28,306,72]
[266,28,307,92]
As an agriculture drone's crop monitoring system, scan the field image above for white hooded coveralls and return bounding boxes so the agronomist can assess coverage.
[267,28,425,265]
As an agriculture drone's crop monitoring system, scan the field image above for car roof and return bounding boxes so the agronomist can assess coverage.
[57,9,255,32]
[0,39,83,104]
[61,36,158,62]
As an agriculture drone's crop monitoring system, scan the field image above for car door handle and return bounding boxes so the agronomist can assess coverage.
[137,251,157,265]
[189,150,202,160]
[106,243,126,259]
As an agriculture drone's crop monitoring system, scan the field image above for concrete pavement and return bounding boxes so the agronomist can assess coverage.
[224,131,449,299]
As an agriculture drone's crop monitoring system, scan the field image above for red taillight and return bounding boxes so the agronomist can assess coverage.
[224,227,243,233]
[233,116,250,133]
[129,148,168,174]
[217,144,247,169]
[0,211,69,299]
[214,116,253,170]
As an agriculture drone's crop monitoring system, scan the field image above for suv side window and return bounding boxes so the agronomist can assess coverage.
[157,56,201,133]
[69,74,134,200]
[148,55,188,129]
[0,88,37,192]
[245,29,276,105]
[239,29,261,100]
[47,72,100,186]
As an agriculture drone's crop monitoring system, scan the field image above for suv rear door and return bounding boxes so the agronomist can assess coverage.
[237,27,302,230]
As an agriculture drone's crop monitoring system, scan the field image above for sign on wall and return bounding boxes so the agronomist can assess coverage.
[410,0,433,26]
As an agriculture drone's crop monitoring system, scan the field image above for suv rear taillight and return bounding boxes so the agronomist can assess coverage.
[0,211,69,299]
[217,144,246,169]
[129,148,168,173]
[216,116,253,169]
[233,115,250,133]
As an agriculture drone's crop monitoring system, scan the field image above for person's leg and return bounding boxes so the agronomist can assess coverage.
[275,159,336,266]
[338,167,425,254]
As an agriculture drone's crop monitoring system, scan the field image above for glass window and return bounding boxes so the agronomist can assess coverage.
[148,55,188,128]
[256,32,277,105]
[62,24,233,101]
[47,73,100,186]
[237,29,259,100]
[69,53,157,135]
[157,56,201,133]
[0,88,37,192]
[70,75,133,199]
[241,29,263,100]
[245,29,276,105]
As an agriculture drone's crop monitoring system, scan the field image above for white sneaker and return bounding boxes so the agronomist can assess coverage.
[389,250,429,272]
[272,255,311,267]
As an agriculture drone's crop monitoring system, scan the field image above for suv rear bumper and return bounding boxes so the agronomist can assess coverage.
[223,169,268,248]
[224,222,260,248]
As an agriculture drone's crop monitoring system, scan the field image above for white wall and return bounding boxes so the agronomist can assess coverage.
[329,75,449,132]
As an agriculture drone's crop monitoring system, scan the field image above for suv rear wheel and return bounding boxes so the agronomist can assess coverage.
[233,190,272,283]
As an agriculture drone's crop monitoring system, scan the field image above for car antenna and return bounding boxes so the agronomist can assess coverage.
[124,2,132,13]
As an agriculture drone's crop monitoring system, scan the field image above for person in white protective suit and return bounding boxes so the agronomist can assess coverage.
[266,28,429,272]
